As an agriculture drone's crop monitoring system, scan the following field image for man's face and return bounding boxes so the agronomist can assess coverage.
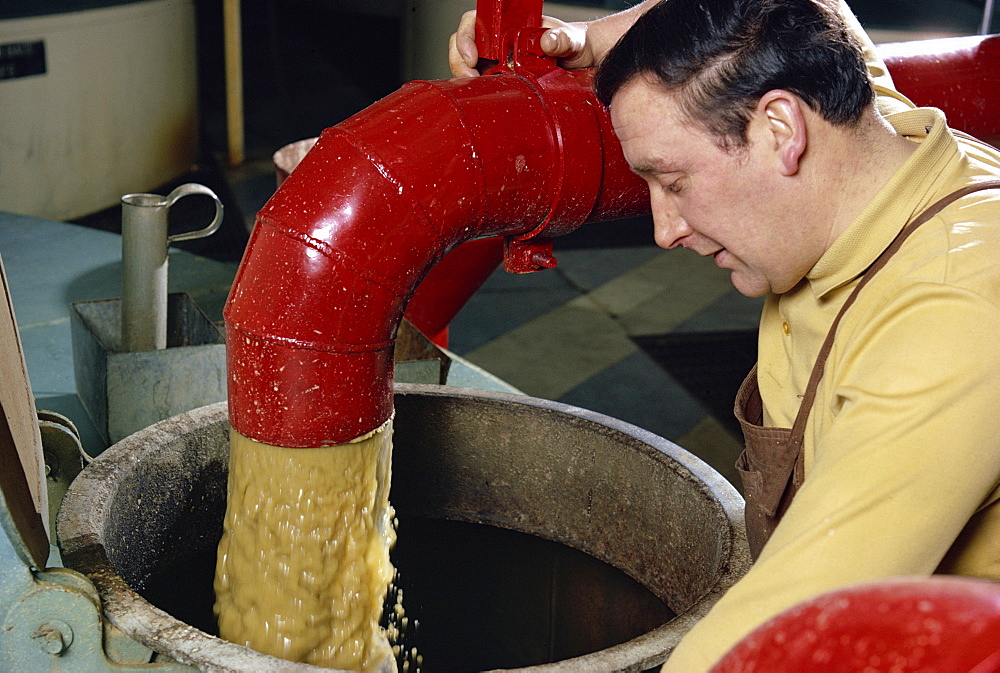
[610,76,813,297]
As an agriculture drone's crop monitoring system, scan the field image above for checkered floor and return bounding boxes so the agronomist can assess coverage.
[445,235,762,488]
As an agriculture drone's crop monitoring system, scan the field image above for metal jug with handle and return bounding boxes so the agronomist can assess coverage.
[120,184,223,352]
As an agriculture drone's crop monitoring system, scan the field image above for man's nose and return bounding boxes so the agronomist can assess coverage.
[651,192,692,249]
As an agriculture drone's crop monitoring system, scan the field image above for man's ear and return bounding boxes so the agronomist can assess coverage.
[753,90,807,176]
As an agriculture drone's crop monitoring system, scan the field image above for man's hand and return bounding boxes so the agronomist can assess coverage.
[448,10,593,78]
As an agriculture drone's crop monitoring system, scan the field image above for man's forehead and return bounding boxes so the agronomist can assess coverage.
[610,75,653,111]
[611,77,686,128]
[610,79,693,159]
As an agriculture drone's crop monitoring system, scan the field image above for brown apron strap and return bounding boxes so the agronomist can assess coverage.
[789,180,1000,440]
[758,179,1000,516]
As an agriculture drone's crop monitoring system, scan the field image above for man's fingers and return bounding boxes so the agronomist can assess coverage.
[540,27,578,57]
[449,10,481,78]
[449,32,478,78]
[539,23,593,68]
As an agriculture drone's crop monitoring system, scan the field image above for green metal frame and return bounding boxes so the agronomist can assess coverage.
[0,416,192,672]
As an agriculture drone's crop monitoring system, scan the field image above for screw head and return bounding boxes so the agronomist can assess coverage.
[31,620,73,656]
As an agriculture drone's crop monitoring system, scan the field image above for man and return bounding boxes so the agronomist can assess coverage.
[452,1,1000,671]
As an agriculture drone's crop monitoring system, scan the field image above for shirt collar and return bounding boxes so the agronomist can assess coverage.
[806,107,959,299]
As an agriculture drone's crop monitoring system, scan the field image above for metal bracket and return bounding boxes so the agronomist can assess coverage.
[503,236,558,273]
[38,411,87,541]
[0,412,193,671]
[0,567,192,671]
[500,27,555,74]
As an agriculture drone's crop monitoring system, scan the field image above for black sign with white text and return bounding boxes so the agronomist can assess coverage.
[0,41,46,81]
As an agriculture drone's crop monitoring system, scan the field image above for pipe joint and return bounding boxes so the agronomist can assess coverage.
[487,35,607,272]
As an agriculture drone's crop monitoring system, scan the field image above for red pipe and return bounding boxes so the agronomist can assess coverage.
[227,26,1000,449]
[273,138,505,349]
[225,38,647,448]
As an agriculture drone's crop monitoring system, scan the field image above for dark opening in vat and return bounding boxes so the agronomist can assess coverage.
[140,515,674,672]
[59,392,747,673]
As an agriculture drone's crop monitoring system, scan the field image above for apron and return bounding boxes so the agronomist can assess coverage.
[734,180,1000,560]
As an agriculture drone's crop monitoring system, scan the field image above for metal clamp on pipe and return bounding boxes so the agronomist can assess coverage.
[481,27,608,273]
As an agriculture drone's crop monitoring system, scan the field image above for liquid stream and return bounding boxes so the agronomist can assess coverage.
[214,420,402,671]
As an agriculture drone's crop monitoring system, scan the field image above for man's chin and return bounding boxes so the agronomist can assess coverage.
[730,272,770,298]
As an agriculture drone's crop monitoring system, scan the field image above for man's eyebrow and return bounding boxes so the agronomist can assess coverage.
[631,162,677,177]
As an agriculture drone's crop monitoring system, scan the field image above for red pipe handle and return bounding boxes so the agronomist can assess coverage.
[475,0,542,61]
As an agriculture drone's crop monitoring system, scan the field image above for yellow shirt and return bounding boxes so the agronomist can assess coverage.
[664,7,1000,673]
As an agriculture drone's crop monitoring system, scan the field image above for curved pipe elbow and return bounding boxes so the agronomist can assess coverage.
[225,70,648,448]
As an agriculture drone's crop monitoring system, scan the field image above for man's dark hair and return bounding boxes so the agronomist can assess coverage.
[594,0,875,150]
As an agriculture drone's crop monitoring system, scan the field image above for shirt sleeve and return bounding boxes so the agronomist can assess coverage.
[662,282,1000,672]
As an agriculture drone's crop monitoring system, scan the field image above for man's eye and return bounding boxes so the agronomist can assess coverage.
[665,179,683,194]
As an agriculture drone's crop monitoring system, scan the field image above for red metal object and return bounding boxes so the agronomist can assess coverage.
[274,137,504,348]
[710,577,1000,672]
[475,0,542,61]
[411,34,1000,342]
[881,34,1000,147]
[404,237,505,345]
[225,32,647,448]
[227,23,1000,448]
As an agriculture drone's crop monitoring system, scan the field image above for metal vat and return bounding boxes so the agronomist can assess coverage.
[58,385,749,672]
